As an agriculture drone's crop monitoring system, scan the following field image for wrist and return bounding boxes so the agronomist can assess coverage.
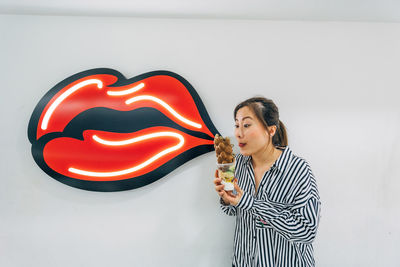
[232,194,241,206]
[220,197,229,206]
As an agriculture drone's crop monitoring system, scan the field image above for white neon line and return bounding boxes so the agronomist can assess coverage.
[107,83,145,96]
[41,79,103,130]
[68,131,185,177]
[125,95,202,129]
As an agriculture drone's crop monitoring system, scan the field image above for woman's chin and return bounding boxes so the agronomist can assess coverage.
[239,148,251,156]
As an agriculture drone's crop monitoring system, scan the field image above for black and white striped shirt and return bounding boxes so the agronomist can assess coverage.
[220,146,321,267]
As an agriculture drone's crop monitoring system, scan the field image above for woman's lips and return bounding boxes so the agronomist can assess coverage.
[239,143,246,148]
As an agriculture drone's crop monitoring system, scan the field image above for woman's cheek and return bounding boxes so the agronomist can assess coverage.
[247,130,258,142]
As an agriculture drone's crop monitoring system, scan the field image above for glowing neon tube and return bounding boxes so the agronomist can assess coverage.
[125,95,202,129]
[107,83,145,96]
[68,131,185,177]
[41,79,103,130]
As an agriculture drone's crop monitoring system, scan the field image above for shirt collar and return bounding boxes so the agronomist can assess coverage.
[243,146,293,172]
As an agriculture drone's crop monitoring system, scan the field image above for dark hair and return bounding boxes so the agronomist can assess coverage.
[233,96,288,147]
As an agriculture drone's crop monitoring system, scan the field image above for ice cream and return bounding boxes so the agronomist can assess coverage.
[214,134,235,191]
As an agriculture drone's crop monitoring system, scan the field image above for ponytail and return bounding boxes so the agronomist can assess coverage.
[272,119,288,147]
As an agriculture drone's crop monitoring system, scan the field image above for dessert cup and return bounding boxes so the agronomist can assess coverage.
[216,160,235,191]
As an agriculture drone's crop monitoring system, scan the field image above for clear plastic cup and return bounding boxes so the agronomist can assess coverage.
[216,160,235,191]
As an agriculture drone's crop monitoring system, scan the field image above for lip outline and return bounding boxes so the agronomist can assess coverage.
[28,68,221,192]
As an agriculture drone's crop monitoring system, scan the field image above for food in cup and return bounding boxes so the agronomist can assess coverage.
[214,134,235,190]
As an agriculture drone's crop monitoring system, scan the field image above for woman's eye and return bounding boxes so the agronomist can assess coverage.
[235,124,250,128]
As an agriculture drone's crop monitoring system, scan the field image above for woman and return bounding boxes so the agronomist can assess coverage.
[214,97,321,267]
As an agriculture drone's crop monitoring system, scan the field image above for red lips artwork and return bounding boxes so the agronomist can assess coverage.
[28,69,220,191]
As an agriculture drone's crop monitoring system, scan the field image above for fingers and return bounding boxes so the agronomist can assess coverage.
[233,178,242,192]
[233,180,240,192]
[215,184,225,192]
[214,170,221,186]
[214,176,224,194]
[226,191,236,197]
[213,177,222,186]
[216,184,230,200]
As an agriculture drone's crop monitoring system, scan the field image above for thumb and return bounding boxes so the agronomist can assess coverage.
[233,179,240,192]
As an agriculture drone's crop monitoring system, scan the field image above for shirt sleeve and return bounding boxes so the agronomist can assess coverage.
[234,166,321,244]
[219,197,237,216]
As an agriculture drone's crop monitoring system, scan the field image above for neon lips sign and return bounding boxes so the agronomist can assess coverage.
[28,69,220,191]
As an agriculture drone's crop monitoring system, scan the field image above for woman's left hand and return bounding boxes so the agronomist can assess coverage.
[221,178,243,206]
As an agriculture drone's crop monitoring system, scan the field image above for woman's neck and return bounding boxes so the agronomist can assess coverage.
[251,144,279,169]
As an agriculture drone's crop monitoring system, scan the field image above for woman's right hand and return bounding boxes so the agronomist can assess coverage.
[214,170,236,205]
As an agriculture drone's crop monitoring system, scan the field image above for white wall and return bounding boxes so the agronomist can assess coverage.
[1,15,399,266]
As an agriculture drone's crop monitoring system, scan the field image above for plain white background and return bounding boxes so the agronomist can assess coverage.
[1,14,400,266]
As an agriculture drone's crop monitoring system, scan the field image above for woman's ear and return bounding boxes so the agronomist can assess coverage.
[268,125,277,137]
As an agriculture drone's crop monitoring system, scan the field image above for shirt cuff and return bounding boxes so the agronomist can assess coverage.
[220,197,230,206]
[234,191,254,211]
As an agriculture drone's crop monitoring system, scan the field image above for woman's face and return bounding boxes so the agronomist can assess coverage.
[234,106,274,156]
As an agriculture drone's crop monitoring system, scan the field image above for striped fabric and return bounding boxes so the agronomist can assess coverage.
[220,146,321,267]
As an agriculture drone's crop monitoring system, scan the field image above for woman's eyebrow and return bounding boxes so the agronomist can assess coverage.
[235,116,253,122]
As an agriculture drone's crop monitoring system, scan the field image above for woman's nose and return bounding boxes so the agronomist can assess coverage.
[235,126,244,138]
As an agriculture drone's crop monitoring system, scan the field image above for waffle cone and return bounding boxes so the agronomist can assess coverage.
[213,134,235,164]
